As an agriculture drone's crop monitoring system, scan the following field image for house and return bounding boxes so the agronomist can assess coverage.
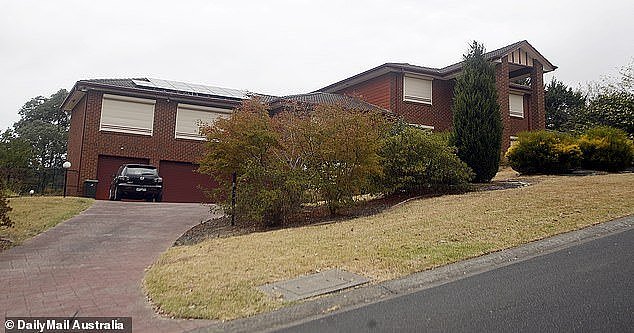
[316,40,556,150]
[62,40,555,202]
[60,78,387,202]
[62,78,253,202]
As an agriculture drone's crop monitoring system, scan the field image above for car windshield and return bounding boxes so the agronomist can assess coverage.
[125,167,157,176]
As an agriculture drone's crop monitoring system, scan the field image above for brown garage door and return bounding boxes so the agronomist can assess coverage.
[159,161,216,203]
[96,155,150,200]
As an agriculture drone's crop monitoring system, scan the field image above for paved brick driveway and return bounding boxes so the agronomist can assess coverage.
[1,201,219,333]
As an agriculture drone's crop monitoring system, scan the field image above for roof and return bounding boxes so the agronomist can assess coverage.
[271,92,390,113]
[62,77,276,111]
[318,40,557,93]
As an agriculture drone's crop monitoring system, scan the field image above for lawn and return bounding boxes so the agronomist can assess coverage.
[144,172,634,320]
[0,196,94,247]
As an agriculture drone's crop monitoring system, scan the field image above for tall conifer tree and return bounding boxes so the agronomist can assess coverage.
[452,41,502,182]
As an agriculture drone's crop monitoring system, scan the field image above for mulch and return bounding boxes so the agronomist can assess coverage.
[174,180,530,247]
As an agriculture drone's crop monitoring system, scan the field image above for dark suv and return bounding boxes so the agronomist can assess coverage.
[109,164,163,202]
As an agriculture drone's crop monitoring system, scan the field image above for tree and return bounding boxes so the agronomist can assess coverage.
[580,61,634,136]
[0,130,33,170]
[0,130,33,192]
[545,78,586,132]
[199,99,388,225]
[305,104,386,215]
[452,41,502,182]
[199,98,296,226]
[0,186,12,228]
[13,89,69,169]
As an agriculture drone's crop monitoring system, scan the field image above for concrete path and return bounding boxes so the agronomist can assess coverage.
[0,201,217,333]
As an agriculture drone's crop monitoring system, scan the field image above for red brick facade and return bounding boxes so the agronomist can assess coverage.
[496,56,512,151]
[339,73,394,111]
[332,57,546,152]
[66,89,238,197]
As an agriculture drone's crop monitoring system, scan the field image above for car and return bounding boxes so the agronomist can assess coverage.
[109,164,163,202]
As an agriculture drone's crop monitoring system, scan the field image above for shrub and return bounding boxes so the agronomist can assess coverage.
[199,99,388,225]
[578,126,634,171]
[452,41,503,182]
[380,125,474,194]
[505,131,581,174]
[199,99,308,226]
[305,104,388,215]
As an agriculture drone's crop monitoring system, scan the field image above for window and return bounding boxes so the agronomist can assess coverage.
[509,94,524,118]
[100,94,155,135]
[175,103,231,140]
[510,136,519,147]
[403,76,433,104]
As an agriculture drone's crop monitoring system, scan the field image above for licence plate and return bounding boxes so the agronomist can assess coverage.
[136,188,147,192]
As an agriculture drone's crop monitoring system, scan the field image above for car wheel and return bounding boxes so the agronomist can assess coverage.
[113,186,122,201]
[145,196,153,202]
[155,194,162,202]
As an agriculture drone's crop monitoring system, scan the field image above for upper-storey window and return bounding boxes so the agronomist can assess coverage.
[99,94,155,135]
[175,103,231,140]
[403,75,433,105]
[509,93,525,118]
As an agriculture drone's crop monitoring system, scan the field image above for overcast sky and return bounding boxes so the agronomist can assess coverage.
[1,0,632,130]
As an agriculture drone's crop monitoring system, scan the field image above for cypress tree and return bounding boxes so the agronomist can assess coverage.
[452,41,503,182]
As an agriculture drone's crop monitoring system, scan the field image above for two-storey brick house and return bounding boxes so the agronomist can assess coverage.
[316,40,556,151]
[62,40,555,202]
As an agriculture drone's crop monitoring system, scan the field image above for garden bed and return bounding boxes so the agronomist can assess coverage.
[174,178,531,246]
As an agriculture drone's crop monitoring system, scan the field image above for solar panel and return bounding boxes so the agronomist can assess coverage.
[132,78,249,99]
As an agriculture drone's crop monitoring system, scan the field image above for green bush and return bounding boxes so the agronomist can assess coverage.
[199,99,388,225]
[505,131,581,174]
[380,125,474,194]
[0,184,12,228]
[578,126,634,171]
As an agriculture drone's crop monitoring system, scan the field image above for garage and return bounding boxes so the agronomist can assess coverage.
[158,160,216,203]
[96,155,150,200]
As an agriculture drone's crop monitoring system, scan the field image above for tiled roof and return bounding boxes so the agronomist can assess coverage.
[318,40,556,93]
[79,78,139,89]
[439,40,527,73]
[274,92,389,113]
[379,41,528,76]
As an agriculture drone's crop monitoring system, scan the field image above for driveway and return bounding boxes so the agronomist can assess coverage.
[1,201,218,333]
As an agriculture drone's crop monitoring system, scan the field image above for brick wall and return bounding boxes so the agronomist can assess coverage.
[68,90,238,196]
[508,95,531,136]
[530,61,546,130]
[335,58,544,153]
[496,56,511,152]
[66,96,87,196]
[339,73,394,110]
[337,73,455,131]
[393,74,455,131]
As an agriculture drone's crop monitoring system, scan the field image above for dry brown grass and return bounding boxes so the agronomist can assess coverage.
[144,172,634,320]
[0,196,94,246]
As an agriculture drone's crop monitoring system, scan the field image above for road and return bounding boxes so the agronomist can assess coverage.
[275,228,634,333]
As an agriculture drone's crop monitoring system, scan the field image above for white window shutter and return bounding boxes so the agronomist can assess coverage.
[509,94,525,117]
[404,76,433,104]
[175,104,231,140]
[99,94,155,135]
